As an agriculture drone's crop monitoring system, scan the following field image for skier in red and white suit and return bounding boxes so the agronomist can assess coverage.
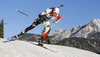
[20,7,61,45]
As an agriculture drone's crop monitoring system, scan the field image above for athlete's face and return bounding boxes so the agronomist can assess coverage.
[52,12,57,17]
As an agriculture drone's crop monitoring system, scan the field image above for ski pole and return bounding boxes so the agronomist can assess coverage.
[16,9,48,26]
[16,9,36,20]
[58,4,64,8]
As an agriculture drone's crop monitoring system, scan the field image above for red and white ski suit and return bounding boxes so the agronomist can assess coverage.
[22,7,61,39]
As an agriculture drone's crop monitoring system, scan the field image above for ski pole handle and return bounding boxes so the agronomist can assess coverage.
[58,5,64,8]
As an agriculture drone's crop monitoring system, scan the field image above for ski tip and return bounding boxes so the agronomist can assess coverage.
[16,9,18,11]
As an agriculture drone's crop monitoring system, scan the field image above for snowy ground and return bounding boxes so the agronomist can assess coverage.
[0,39,100,57]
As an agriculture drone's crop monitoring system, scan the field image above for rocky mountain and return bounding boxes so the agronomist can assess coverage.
[17,33,41,42]
[88,32,100,39]
[56,38,100,54]
[50,19,100,41]
[73,19,100,38]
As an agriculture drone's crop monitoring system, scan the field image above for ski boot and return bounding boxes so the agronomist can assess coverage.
[38,37,43,46]
[47,39,51,44]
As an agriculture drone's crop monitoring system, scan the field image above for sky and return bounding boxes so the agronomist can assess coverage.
[0,0,100,38]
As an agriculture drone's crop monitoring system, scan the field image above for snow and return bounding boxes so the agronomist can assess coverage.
[0,39,100,57]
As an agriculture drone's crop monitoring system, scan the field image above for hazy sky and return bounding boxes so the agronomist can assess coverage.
[0,0,100,38]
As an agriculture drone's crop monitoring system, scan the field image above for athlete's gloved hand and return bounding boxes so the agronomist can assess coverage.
[52,22,56,27]
[43,21,46,26]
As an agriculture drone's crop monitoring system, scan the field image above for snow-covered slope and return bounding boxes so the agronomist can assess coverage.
[0,39,100,57]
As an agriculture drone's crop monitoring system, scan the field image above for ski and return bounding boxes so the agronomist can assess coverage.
[38,45,57,53]
[29,42,57,53]
[3,34,21,43]
[3,38,17,43]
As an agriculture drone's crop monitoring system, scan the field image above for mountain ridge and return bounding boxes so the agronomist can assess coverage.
[51,19,100,39]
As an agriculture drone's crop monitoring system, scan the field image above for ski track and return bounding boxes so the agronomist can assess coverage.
[0,39,100,57]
